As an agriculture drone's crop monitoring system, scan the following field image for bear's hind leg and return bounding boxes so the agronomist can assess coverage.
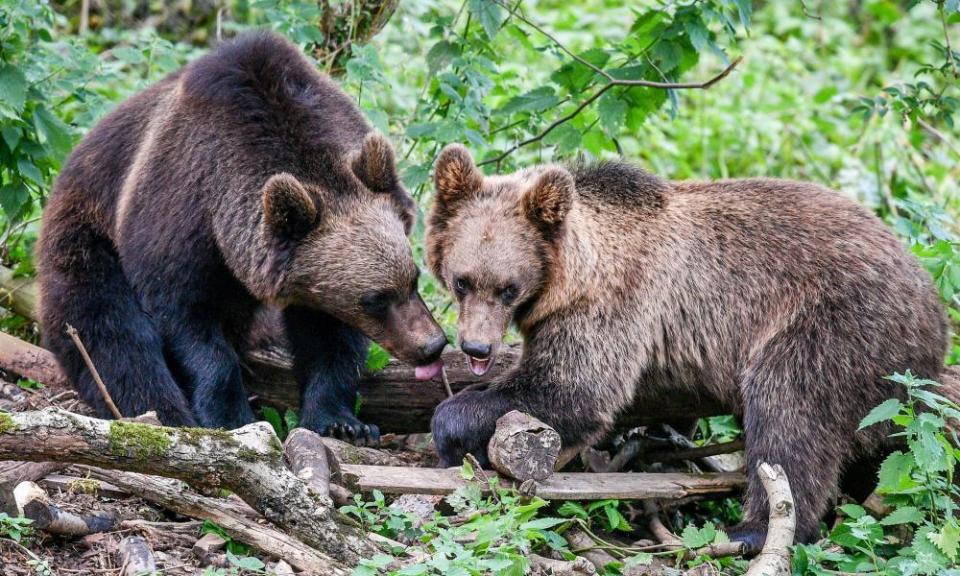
[730,339,857,551]
[40,227,196,426]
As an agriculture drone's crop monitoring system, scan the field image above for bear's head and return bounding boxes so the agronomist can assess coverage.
[426,144,574,376]
[262,133,447,378]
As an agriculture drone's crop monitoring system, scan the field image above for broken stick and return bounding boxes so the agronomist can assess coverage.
[14,480,117,537]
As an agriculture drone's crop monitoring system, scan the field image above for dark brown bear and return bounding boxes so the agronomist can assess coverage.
[426,144,947,548]
[37,32,447,440]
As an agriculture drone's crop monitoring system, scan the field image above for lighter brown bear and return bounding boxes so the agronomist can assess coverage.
[426,144,948,549]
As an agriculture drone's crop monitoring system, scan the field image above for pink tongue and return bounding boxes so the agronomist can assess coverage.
[415,359,444,381]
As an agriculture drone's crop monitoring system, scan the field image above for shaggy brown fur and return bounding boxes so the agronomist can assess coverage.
[37,32,446,439]
[426,144,948,548]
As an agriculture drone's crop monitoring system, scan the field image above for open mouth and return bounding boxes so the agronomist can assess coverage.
[414,359,444,381]
[468,355,493,376]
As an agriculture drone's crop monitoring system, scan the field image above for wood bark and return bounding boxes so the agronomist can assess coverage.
[337,464,745,500]
[487,411,560,481]
[0,408,378,565]
[745,463,795,576]
[85,468,350,575]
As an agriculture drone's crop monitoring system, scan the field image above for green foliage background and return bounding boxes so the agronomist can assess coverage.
[1,1,960,574]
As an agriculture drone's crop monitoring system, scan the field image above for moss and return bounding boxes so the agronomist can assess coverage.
[108,421,172,461]
[0,412,14,434]
[177,426,240,449]
[68,478,101,495]
[237,447,261,462]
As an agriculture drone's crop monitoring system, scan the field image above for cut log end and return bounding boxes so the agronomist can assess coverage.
[487,411,561,481]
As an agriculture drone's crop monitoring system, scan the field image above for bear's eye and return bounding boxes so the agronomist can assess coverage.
[361,291,393,316]
[453,277,470,298]
[500,284,519,305]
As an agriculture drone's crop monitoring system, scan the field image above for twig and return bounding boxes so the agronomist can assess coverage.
[65,323,122,419]
[646,438,746,464]
[917,117,960,158]
[744,463,795,576]
[940,1,959,79]
[464,453,502,505]
[643,500,682,546]
[441,366,454,398]
[479,56,743,167]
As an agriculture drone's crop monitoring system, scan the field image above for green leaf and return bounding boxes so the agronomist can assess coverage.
[519,517,568,530]
[543,123,581,155]
[814,86,839,104]
[283,409,299,431]
[261,406,284,439]
[0,182,30,220]
[460,459,474,480]
[876,450,916,493]
[681,522,717,548]
[598,93,627,135]
[33,107,73,161]
[859,398,902,429]
[426,40,458,73]
[838,504,866,519]
[497,86,560,115]
[0,64,28,112]
[2,127,22,151]
[625,553,653,567]
[879,505,923,525]
[927,523,960,561]
[683,17,710,52]
[468,0,504,40]
[16,158,43,185]
[366,343,391,372]
[557,501,588,519]
[550,49,610,92]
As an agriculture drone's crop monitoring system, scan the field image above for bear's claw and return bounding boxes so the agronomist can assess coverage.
[311,418,380,446]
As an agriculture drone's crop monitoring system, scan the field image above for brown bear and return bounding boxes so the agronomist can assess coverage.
[37,31,447,441]
[426,144,948,548]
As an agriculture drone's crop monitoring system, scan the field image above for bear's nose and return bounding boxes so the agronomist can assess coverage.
[462,340,491,359]
[419,333,447,361]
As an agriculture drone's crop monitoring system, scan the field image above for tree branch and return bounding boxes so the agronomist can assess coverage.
[0,408,378,565]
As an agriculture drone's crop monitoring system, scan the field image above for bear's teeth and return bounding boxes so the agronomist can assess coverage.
[469,357,491,376]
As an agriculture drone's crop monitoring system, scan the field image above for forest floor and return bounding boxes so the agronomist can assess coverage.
[0,378,435,575]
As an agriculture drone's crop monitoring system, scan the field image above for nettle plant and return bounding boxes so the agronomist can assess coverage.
[794,371,960,576]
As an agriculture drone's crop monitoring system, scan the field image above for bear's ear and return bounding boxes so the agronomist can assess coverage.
[351,132,398,193]
[434,144,482,206]
[522,167,574,237]
[262,173,318,241]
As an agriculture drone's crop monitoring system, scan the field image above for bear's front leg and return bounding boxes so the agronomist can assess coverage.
[283,306,379,445]
[165,318,256,430]
[430,383,511,467]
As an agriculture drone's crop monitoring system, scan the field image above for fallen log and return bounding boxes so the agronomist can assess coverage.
[337,464,745,500]
[0,408,378,565]
[0,266,727,433]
